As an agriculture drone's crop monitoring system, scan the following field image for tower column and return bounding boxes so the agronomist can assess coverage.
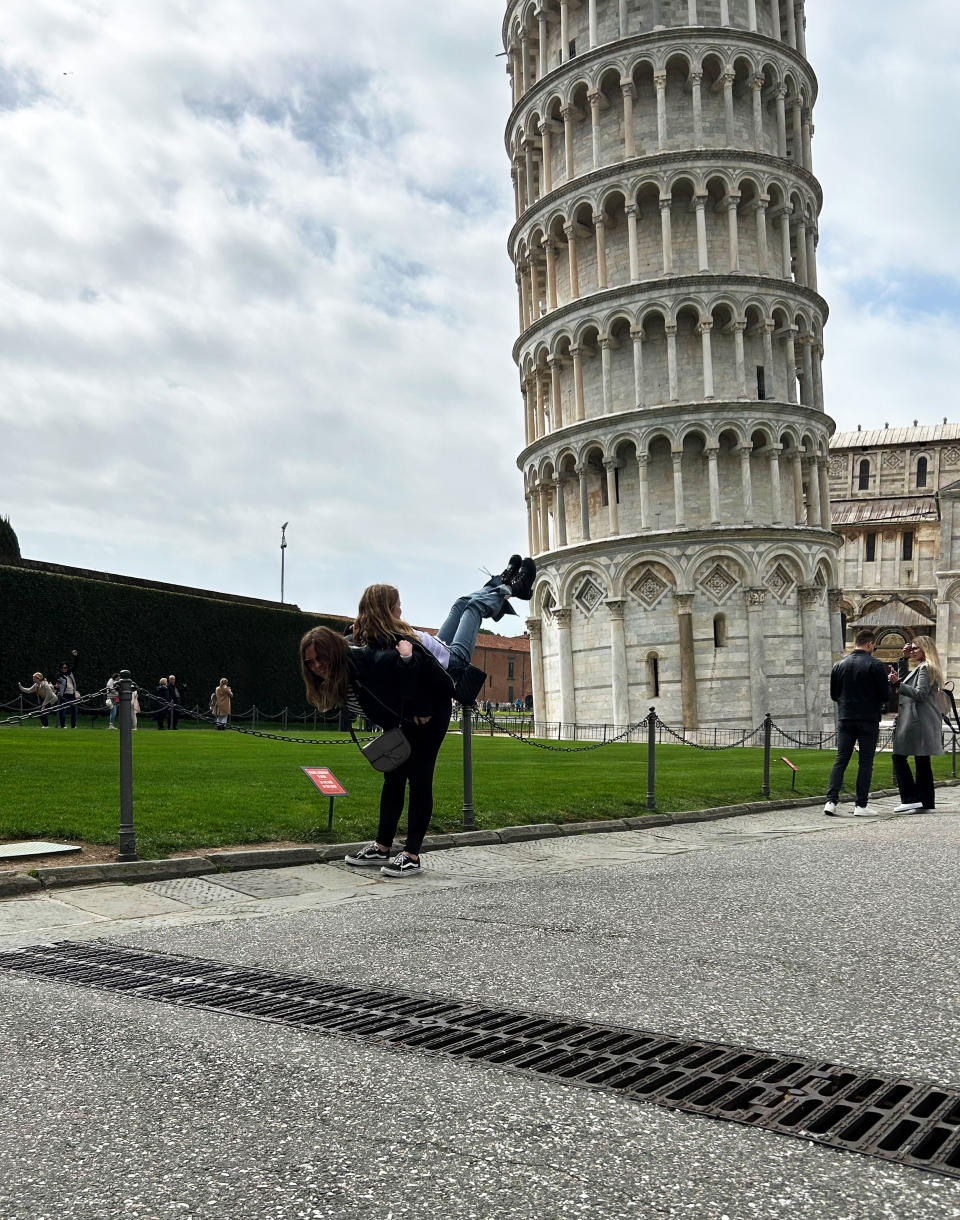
[734,320,748,399]
[522,378,534,445]
[792,451,805,523]
[625,204,640,281]
[534,371,545,438]
[561,106,575,180]
[555,476,568,545]
[706,446,721,525]
[675,593,698,729]
[755,197,769,273]
[768,444,783,525]
[600,337,613,414]
[747,0,758,31]
[536,7,549,79]
[698,319,715,399]
[722,72,736,146]
[750,77,765,149]
[660,199,674,275]
[594,213,608,288]
[818,457,832,528]
[539,481,551,551]
[688,0,698,23]
[607,600,629,726]
[555,609,576,729]
[631,328,645,406]
[588,91,602,169]
[806,227,818,292]
[539,123,553,195]
[604,460,620,534]
[526,618,546,727]
[654,72,668,150]
[559,0,569,62]
[691,71,704,146]
[774,87,787,157]
[795,218,809,285]
[577,464,591,540]
[739,444,754,524]
[637,453,650,529]
[798,586,822,731]
[520,30,531,93]
[745,588,769,727]
[588,0,598,47]
[530,486,541,553]
[622,84,636,159]
[570,344,585,420]
[812,343,825,411]
[762,318,776,396]
[543,236,558,309]
[782,325,798,403]
[564,223,580,298]
[695,194,709,270]
[806,455,822,526]
[548,356,563,428]
[672,451,686,527]
[665,324,679,401]
[726,193,741,272]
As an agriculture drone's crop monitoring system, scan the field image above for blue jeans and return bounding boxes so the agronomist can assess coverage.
[827,719,880,808]
[108,702,118,726]
[436,585,509,674]
[58,697,78,728]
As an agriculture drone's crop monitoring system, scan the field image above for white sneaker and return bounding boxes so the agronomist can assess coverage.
[893,802,922,813]
[853,806,880,817]
[823,801,837,815]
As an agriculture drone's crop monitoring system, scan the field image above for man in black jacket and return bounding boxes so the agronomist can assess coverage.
[824,628,891,817]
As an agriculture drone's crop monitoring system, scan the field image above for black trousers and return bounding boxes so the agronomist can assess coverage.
[826,719,880,808]
[375,704,452,856]
[892,754,935,810]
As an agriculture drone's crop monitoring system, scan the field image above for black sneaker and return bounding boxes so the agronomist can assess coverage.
[509,557,537,600]
[345,841,390,867]
[380,852,422,878]
[498,554,522,582]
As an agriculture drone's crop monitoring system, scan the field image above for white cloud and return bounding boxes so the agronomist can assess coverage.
[1,0,957,632]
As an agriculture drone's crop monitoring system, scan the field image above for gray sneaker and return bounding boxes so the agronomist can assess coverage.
[853,806,880,817]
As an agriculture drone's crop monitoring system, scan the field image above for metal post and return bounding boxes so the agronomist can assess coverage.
[461,705,475,830]
[645,707,657,810]
[953,732,957,779]
[761,712,772,797]
[327,795,335,833]
[117,671,138,861]
[280,521,289,604]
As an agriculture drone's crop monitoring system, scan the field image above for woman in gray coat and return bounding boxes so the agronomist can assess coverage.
[888,635,945,812]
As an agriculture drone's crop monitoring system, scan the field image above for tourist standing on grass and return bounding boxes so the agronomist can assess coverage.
[55,650,80,729]
[888,636,945,813]
[105,673,120,729]
[824,628,890,819]
[18,672,57,728]
[167,675,182,730]
[211,678,233,729]
[155,677,170,729]
[300,555,536,879]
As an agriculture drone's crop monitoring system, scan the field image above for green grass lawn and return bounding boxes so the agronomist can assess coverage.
[1,721,955,859]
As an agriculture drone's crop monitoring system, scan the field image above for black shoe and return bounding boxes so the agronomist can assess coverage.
[509,557,537,600]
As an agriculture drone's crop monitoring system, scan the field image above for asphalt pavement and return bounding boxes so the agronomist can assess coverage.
[2,793,959,1219]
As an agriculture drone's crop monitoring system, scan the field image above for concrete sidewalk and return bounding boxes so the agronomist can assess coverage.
[2,793,959,1219]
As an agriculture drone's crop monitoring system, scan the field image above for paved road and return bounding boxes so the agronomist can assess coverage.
[2,795,959,1219]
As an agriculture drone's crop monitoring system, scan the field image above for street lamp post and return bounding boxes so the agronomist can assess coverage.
[280,521,289,605]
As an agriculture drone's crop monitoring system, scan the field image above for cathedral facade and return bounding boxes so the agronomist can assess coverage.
[502,0,841,733]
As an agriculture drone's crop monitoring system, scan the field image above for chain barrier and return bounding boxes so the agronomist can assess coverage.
[474,708,651,752]
[654,717,766,751]
[0,686,112,728]
[136,688,377,746]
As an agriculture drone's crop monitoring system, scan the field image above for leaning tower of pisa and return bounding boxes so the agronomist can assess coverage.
[503,0,843,733]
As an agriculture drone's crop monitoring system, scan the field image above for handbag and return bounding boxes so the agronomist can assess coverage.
[351,724,411,772]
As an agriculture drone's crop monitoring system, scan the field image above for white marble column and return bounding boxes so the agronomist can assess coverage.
[751,77,765,150]
[527,618,547,727]
[622,84,636,159]
[570,345,585,420]
[588,91,602,169]
[577,464,591,540]
[654,72,668,150]
[792,450,805,523]
[544,236,558,309]
[672,451,686,527]
[747,0,758,31]
[529,256,541,320]
[688,0,699,23]
[762,319,775,396]
[691,71,704,147]
[812,343,824,411]
[522,379,534,445]
[559,0,569,62]
[801,113,813,172]
[666,324,679,401]
[806,456,822,526]
[625,204,640,281]
[536,7,549,79]
[794,217,809,285]
[604,460,620,534]
[618,0,628,37]
[520,30,531,93]
[720,0,730,23]
[778,205,793,278]
[722,72,735,146]
[660,198,674,275]
[607,600,629,726]
[588,0,598,47]
[695,194,709,270]
[798,586,821,731]
[745,588,769,727]
[771,0,782,40]
[739,444,754,524]
[806,227,818,292]
[800,335,814,406]
[631,328,645,405]
[600,337,613,414]
[594,213,608,288]
[555,476,568,545]
[726,193,741,272]
[768,444,783,525]
[561,106,575,180]
[734,320,748,399]
[637,453,650,528]
[829,589,844,661]
[539,123,553,196]
[555,609,576,730]
[699,319,715,399]
[755,197,769,273]
[818,457,832,528]
[706,446,721,524]
[785,1,797,48]
[549,356,563,428]
[539,481,551,551]
[564,223,580,298]
[530,486,541,553]
[534,372,545,438]
[783,325,798,403]
[774,86,787,157]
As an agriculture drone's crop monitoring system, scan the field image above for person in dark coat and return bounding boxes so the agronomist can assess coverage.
[888,635,945,813]
[824,628,890,818]
[154,677,171,729]
[55,650,80,728]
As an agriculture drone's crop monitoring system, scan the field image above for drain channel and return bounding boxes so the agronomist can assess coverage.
[2,941,959,1180]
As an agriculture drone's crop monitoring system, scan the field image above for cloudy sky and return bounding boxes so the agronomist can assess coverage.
[2,1,958,633]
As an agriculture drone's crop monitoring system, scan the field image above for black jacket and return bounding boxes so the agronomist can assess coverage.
[830,649,890,722]
[347,640,454,729]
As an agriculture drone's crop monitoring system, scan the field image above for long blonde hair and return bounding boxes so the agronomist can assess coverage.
[911,635,943,689]
[352,584,417,648]
[300,627,352,712]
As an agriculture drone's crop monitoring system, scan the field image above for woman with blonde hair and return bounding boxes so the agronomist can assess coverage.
[888,635,945,812]
[19,671,58,728]
[300,554,535,878]
[211,678,233,730]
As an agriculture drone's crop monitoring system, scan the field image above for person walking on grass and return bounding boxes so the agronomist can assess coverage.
[300,555,535,880]
[823,628,890,819]
[888,636,945,814]
[18,672,58,728]
[105,673,120,729]
[55,650,80,728]
[211,678,233,730]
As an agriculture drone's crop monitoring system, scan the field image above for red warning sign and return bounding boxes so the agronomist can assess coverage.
[301,767,347,796]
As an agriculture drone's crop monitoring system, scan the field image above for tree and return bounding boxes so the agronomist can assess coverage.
[0,516,21,558]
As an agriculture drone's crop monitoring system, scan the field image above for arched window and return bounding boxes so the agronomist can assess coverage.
[857,459,870,491]
[646,652,660,698]
[917,457,928,488]
[713,614,727,648]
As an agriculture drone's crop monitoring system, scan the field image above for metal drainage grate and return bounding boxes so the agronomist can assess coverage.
[2,941,959,1180]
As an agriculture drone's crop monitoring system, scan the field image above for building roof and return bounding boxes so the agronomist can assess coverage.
[830,497,939,526]
[850,597,936,628]
[832,424,960,449]
[473,633,530,654]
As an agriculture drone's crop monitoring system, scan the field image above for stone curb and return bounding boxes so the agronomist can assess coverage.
[12,779,959,894]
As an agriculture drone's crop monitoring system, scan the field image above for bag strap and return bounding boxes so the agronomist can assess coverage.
[941,681,960,734]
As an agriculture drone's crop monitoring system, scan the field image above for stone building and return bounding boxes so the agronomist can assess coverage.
[828,423,960,667]
[502,0,841,733]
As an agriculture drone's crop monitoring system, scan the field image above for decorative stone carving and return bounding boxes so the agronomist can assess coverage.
[766,562,796,603]
[745,587,767,608]
[573,575,605,616]
[828,456,845,478]
[943,447,960,465]
[798,585,822,609]
[881,451,903,470]
[674,593,694,614]
[828,589,843,614]
[697,562,739,605]
[605,599,626,620]
[629,567,671,609]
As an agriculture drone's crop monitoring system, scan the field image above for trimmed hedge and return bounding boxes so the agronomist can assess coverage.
[0,563,345,710]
